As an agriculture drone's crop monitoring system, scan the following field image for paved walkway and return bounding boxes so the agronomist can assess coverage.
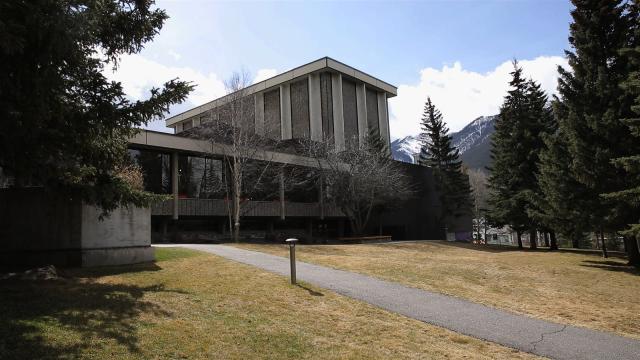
[164,244,640,360]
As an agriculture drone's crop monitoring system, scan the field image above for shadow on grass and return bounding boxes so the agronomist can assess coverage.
[297,284,324,297]
[64,261,163,278]
[580,260,640,275]
[0,269,184,359]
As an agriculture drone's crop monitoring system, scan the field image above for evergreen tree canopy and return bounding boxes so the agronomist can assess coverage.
[487,61,555,248]
[0,0,193,212]
[556,0,640,233]
[602,0,640,265]
[486,63,530,233]
[418,98,472,225]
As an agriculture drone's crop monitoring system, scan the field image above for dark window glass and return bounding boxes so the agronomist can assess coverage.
[264,89,281,140]
[128,149,171,194]
[320,73,334,141]
[178,155,224,199]
[183,120,193,131]
[291,78,310,139]
[366,88,379,134]
[342,79,358,148]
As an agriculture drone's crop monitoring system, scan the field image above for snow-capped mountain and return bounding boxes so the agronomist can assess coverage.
[391,115,497,171]
[390,135,422,163]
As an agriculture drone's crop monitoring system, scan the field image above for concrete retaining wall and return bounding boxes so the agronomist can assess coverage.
[0,188,154,268]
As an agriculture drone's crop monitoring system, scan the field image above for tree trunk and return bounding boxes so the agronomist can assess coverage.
[543,232,550,247]
[623,235,640,267]
[599,230,608,258]
[516,231,523,249]
[529,228,537,250]
[549,231,558,251]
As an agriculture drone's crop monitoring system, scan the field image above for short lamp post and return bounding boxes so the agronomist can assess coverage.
[286,238,298,285]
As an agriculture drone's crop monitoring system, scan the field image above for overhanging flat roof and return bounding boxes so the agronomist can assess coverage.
[165,57,398,127]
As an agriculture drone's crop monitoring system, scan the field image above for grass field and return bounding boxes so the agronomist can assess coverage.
[0,247,537,359]
[233,241,640,339]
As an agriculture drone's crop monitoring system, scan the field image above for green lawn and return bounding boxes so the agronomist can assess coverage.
[0,247,537,359]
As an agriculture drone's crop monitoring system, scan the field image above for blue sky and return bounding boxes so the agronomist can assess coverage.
[107,0,574,137]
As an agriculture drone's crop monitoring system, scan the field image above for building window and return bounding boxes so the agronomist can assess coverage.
[182,120,193,131]
[128,149,171,194]
[342,79,358,148]
[366,88,379,134]
[320,72,334,141]
[264,89,281,140]
[291,78,310,139]
[178,155,224,199]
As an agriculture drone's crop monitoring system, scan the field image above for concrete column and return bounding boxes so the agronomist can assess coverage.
[319,176,324,220]
[308,73,322,142]
[356,83,367,144]
[280,84,292,140]
[377,92,391,150]
[171,152,179,220]
[255,92,265,136]
[279,168,285,220]
[331,73,345,151]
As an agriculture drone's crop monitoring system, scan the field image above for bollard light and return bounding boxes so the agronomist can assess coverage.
[285,238,298,285]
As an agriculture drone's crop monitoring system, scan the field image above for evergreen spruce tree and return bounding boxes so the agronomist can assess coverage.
[418,98,472,234]
[523,80,559,250]
[536,124,590,249]
[486,63,531,248]
[0,1,193,212]
[555,0,639,257]
[603,1,640,266]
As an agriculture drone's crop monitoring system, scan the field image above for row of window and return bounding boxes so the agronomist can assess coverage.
[127,148,320,202]
[177,72,384,148]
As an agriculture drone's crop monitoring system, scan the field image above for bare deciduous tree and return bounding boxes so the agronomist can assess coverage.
[193,72,279,242]
[305,136,414,236]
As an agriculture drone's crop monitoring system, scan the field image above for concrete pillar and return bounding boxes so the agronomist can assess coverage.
[331,73,345,151]
[377,92,390,150]
[356,83,367,144]
[280,84,292,140]
[308,73,323,142]
[318,176,324,220]
[279,168,285,220]
[255,92,265,136]
[171,152,179,220]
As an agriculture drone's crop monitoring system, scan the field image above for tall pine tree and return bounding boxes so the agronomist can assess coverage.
[602,1,640,266]
[418,98,472,234]
[555,0,639,257]
[487,63,531,248]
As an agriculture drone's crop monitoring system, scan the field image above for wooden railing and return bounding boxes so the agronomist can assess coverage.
[151,198,343,218]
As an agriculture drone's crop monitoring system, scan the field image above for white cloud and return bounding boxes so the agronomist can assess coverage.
[388,56,569,139]
[253,68,278,83]
[104,54,226,132]
[168,49,182,61]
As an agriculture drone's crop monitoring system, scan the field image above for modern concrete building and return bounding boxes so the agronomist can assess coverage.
[128,57,463,242]
[0,57,470,268]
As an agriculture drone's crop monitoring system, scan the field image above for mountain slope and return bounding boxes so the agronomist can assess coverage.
[391,115,497,171]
